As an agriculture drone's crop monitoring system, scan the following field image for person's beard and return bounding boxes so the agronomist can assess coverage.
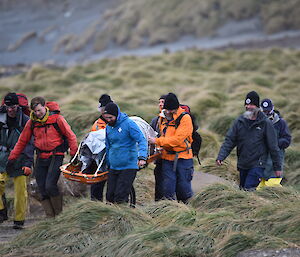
[243,107,260,120]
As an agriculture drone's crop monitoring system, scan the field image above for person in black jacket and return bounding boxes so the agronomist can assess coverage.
[260,98,291,180]
[150,94,166,201]
[216,91,282,190]
[0,93,34,229]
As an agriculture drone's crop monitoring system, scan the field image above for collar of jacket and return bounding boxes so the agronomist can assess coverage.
[162,107,186,126]
[30,107,49,124]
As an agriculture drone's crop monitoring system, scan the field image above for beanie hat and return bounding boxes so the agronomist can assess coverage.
[163,93,180,110]
[4,93,19,106]
[159,94,167,100]
[245,91,260,107]
[104,102,119,117]
[99,94,113,107]
[261,98,274,112]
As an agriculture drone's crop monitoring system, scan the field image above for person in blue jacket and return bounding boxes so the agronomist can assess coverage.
[102,102,147,204]
[260,98,291,180]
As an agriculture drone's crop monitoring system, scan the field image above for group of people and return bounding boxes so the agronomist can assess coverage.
[0,89,291,229]
[216,91,291,190]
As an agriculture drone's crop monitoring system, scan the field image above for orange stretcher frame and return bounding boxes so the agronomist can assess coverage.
[61,152,161,185]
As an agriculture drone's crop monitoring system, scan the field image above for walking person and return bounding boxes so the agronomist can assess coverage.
[216,91,282,190]
[149,93,194,203]
[0,93,34,229]
[150,94,166,201]
[8,97,78,217]
[90,94,113,201]
[260,98,291,184]
[102,102,147,204]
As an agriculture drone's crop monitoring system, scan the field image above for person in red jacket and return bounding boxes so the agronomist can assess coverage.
[8,97,78,217]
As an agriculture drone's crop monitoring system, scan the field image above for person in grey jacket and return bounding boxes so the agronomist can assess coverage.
[260,98,291,180]
[216,91,282,190]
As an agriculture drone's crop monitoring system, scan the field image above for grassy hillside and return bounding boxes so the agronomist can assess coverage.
[54,0,300,53]
[0,48,300,256]
[1,185,299,257]
[1,48,300,186]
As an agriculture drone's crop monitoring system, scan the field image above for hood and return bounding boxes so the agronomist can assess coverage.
[115,112,128,126]
[271,112,280,124]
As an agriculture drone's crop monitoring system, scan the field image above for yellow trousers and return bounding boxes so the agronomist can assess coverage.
[0,173,28,221]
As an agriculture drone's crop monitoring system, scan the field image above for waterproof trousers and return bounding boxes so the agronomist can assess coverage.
[154,159,164,201]
[106,169,137,204]
[35,155,63,200]
[162,159,193,202]
[0,172,27,222]
[239,167,264,190]
[91,180,106,201]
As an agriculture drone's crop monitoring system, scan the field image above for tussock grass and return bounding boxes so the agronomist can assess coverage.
[1,48,300,256]
[1,184,300,257]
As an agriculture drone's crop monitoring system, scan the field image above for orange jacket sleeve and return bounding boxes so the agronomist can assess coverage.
[56,116,78,156]
[9,120,33,160]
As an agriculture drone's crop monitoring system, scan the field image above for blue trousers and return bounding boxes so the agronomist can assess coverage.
[239,167,264,190]
[162,159,193,202]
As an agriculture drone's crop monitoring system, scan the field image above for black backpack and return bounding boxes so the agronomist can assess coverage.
[174,107,202,165]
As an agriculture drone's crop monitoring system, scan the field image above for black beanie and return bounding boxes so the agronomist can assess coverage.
[99,94,112,107]
[159,94,167,100]
[245,91,260,107]
[163,93,180,110]
[4,93,19,106]
[104,102,119,117]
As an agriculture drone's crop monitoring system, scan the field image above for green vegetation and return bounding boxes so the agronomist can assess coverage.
[53,0,300,53]
[1,185,299,257]
[1,48,300,256]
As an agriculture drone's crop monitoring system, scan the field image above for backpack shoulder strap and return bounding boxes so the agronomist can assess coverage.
[52,122,63,137]
[174,112,189,129]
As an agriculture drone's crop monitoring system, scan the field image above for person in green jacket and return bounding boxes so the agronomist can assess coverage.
[0,93,34,229]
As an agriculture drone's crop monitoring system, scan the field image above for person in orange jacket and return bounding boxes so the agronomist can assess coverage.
[90,94,113,201]
[8,97,78,218]
[149,93,194,203]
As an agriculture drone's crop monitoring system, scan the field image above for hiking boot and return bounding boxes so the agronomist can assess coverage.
[13,220,24,229]
[50,195,63,216]
[0,208,8,223]
[41,199,55,218]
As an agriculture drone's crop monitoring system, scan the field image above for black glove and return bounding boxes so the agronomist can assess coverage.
[6,160,15,174]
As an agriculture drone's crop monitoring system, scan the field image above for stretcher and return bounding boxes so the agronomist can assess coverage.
[61,152,161,184]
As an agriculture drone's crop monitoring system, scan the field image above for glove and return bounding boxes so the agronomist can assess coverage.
[6,160,15,174]
[22,167,32,176]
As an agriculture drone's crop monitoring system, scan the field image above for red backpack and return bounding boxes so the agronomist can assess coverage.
[1,93,30,116]
[16,93,30,116]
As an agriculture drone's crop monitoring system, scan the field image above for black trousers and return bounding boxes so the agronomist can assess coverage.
[106,169,137,204]
[154,159,164,201]
[90,180,106,201]
[35,155,64,200]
